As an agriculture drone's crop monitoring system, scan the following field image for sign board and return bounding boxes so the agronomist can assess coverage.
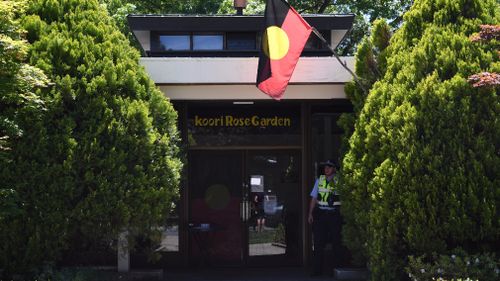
[250,175,264,193]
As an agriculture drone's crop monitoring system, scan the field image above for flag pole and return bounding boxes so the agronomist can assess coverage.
[311,27,368,94]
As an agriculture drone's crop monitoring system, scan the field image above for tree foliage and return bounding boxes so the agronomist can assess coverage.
[0,2,50,274]
[340,0,499,280]
[337,18,392,207]
[0,0,49,157]
[0,0,181,276]
[102,0,222,15]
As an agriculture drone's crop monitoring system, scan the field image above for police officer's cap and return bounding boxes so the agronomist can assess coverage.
[320,159,337,168]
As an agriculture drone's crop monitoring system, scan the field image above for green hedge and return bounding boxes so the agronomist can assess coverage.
[340,0,499,280]
[1,0,181,277]
[406,249,499,281]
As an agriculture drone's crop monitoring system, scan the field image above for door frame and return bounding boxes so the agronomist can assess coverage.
[186,147,302,267]
[243,149,302,267]
[168,100,354,269]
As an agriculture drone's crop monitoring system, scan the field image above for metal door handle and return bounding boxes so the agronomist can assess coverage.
[240,201,250,222]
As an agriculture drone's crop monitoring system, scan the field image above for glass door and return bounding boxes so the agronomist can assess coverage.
[188,150,243,266]
[245,150,302,266]
[188,149,302,267]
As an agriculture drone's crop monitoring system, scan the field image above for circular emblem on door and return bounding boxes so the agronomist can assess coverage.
[205,184,230,210]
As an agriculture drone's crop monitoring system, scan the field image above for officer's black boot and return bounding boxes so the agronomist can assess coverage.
[310,250,323,277]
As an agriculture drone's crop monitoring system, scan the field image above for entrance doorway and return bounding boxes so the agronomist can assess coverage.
[188,149,301,267]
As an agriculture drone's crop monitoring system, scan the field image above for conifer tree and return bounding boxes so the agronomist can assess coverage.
[339,19,392,154]
[337,19,392,264]
[1,0,181,275]
[341,0,499,279]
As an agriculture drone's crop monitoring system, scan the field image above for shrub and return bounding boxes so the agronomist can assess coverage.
[1,0,181,276]
[406,250,499,281]
[340,0,499,279]
[338,19,392,265]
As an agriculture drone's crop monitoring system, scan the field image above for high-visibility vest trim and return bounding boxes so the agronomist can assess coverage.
[317,175,339,207]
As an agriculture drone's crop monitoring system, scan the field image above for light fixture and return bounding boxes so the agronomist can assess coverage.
[233,101,254,105]
[234,0,247,15]
[234,0,248,8]
[267,158,277,164]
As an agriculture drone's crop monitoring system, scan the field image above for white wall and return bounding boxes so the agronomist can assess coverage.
[158,84,347,100]
[140,57,354,84]
[139,56,354,100]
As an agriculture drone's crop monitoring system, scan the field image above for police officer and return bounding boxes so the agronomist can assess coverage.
[308,159,342,276]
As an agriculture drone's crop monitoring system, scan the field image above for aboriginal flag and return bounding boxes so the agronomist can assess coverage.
[256,0,312,100]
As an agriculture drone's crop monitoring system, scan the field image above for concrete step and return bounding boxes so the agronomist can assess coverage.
[333,268,370,280]
[123,269,163,280]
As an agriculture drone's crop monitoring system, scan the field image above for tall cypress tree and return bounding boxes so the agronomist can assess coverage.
[341,0,499,279]
[337,19,392,264]
[1,0,181,275]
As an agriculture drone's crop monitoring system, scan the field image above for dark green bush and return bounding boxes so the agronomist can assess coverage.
[1,0,181,276]
[338,19,392,265]
[406,249,499,281]
[340,0,499,280]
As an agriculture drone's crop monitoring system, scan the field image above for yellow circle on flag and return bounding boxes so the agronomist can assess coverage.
[263,26,289,60]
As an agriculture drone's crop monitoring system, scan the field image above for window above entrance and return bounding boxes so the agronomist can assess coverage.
[149,31,330,57]
[226,32,256,50]
[193,34,224,50]
[158,35,190,51]
[128,14,354,57]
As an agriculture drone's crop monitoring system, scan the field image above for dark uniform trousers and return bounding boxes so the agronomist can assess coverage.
[312,206,342,274]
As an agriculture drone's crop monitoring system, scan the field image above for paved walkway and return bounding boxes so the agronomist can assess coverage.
[163,267,335,281]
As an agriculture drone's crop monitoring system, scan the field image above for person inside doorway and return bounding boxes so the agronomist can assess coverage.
[307,159,342,277]
[251,194,266,233]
